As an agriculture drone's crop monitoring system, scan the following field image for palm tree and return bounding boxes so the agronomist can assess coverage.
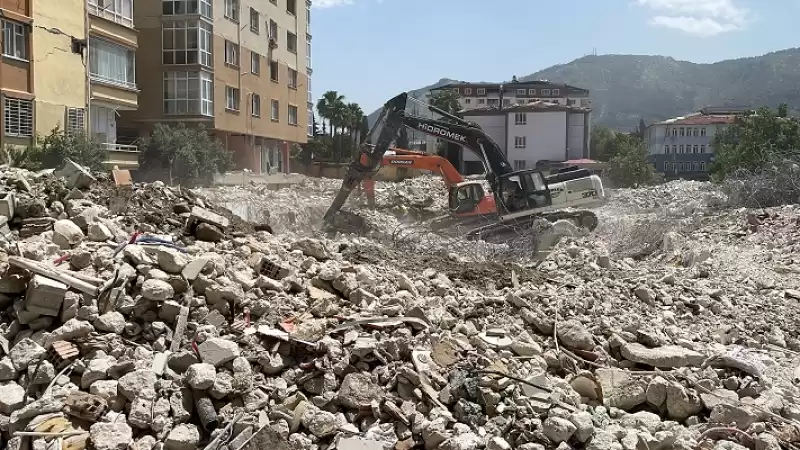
[316,91,345,138]
[345,103,363,149]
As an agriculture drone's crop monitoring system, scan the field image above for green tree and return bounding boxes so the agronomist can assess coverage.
[359,115,370,143]
[395,127,410,149]
[139,123,232,186]
[316,91,345,139]
[18,127,108,171]
[607,138,663,188]
[590,126,620,161]
[345,102,363,155]
[630,118,647,141]
[711,104,800,178]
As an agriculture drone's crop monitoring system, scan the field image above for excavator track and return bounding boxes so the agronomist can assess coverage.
[464,210,598,243]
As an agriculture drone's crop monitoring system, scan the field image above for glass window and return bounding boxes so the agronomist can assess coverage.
[163,71,213,116]
[90,37,135,88]
[271,99,279,121]
[162,19,212,67]
[89,0,134,27]
[288,105,298,125]
[4,97,33,137]
[2,21,28,60]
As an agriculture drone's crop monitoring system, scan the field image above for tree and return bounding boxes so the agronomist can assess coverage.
[25,127,108,171]
[359,115,370,144]
[139,123,232,186]
[429,89,462,118]
[316,91,345,138]
[345,102,363,154]
[630,118,647,141]
[607,138,663,188]
[396,127,410,149]
[312,114,322,136]
[589,126,617,161]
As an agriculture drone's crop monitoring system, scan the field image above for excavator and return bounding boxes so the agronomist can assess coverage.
[322,92,605,244]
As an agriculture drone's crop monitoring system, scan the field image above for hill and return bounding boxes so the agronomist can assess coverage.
[368,49,800,130]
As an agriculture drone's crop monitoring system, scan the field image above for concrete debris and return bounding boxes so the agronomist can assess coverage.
[0,168,795,450]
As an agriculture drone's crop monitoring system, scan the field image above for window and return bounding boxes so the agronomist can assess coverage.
[307,74,312,103]
[476,88,486,95]
[672,145,677,153]
[514,113,526,125]
[700,161,707,171]
[700,144,706,153]
[528,89,535,95]
[464,88,472,95]
[4,98,32,138]
[664,145,670,154]
[162,0,211,18]
[250,8,259,33]
[163,71,213,116]
[567,99,576,105]
[288,105,298,125]
[89,0,134,27]
[700,127,707,137]
[162,20,213,67]
[464,99,471,104]
[251,52,260,74]
[306,39,311,69]
[288,68,298,88]
[679,127,685,136]
[251,94,261,116]
[692,162,699,171]
[503,99,511,106]
[663,161,669,171]
[514,160,526,170]
[287,32,297,53]
[692,127,698,137]
[678,145,684,153]
[678,162,684,171]
[271,99,279,121]
[269,60,279,82]
[478,99,485,104]
[224,0,238,21]
[672,128,678,137]
[269,19,278,38]
[542,89,551,95]
[693,145,699,153]
[225,86,240,110]
[306,1,311,34]
[516,89,525,96]
[287,0,297,15]
[66,108,86,136]
[553,89,560,95]
[3,21,28,61]
[224,40,239,66]
[514,136,526,149]
[307,109,314,136]
[90,37,135,88]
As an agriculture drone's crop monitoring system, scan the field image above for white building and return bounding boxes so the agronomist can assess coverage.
[430,80,591,112]
[460,103,591,174]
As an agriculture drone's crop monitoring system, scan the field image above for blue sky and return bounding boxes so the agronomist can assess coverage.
[310,0,799,114]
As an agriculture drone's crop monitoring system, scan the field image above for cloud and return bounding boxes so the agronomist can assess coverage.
[312,0,354,8]
[635,0,750,36]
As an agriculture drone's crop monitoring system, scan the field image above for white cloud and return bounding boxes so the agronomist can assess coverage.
[635,0,750,36]
[313,0,354,8]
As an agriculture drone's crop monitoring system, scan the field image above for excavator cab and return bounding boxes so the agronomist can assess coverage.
[494,170,553,219]
[448,181,485,215]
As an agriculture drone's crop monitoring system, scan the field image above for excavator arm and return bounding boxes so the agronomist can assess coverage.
[323,92,513,223]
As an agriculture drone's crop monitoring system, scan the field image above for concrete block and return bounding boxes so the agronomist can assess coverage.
[187,206,229,230]
[0,192,15,218]
[55,159,96,189]
[25,275,68,317]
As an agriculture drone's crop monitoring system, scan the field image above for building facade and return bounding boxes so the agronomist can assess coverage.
[121,0,311,174]
[431,80,591,111]
[460,103,592,175]
[646,113,736,179]
[2,0,35,149]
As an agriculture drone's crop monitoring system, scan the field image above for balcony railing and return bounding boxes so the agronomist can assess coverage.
[87,1,135,28]
[102,143,138,153]
[90,74,137,90]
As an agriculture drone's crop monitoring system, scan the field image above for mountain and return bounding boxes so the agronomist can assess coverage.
[368,48,800,130]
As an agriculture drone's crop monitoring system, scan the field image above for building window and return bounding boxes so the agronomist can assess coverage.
[663,161,669,171]
[250,52,260,74]
[464,99,471,104]
[163,71,213,116]
[269,60,279,82]
[306,39,311,69]
[477,88,486,95]
[287,32,297,53]
[225,0,239,21]
[224,40,239,66]
[553,89,560,95]
[66,108,86,136]
[271,99,279,121]
[249,8,259,33]
[2,21,28,61]
[514,136,526,149]
[542,89,551,95]
[287,0,297,15]
[89,0,134,27]
[700,144,706,153]
[528,89,535,95]
[225,86,240,111]
[251,94,261,116]
[478,99,485,104]
[664,145,670,154]
[307,109,314,136]
[89,37,135,88]
[162,20,213,67]
[671,145,676,153]
[700,127,707,137]
[672,128,677,137]
[514,160,526,170]
[699,161,706,171]
[516,89,525,96]
[162,0,211,18]
[306,1,311,34]
[692,127,698,137]
[567,99,576,105]
[464,88,472,95]
[693,145,699,153]
[514,113,526,125]
[307,73,312,103]
[288,105,298,125]
[678,145,684,153]
[288,68,298,88]
[679,127,685,136]
[4,98,32,138]
[692,162,699,171]
[269,19,278,38]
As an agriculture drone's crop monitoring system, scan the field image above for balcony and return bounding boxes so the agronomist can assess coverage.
[102,143,140,170]
[87,0,134,28]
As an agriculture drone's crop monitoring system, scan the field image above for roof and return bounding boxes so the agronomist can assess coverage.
[431,81,589,94]
[653,115,737,126]
[564,159,600,164]
[461,101,591,116]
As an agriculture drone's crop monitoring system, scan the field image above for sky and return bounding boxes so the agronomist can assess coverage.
[310,0,800,114]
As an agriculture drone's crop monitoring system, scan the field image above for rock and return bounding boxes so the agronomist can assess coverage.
[558,320,594,350]
[195,223,224,242]
[302,409,339,437]
[338,373,384,409]
[0,382,26,413]
[595,368,647,410]
[141,279,175,302]
[569,411,595,442]
[665,382,703,420]
[185,363,216,390]
[9,338,46,371]
[620,343,705,368]
[542,416,577,444]
[197,338,240,367]
[94,312,126,334]
[118,369,156,400]
[156,246,189,273]
[53,219,84,249]
[90,422,133,450]
[164,424,201,450]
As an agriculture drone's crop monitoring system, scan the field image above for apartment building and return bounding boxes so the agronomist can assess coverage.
[646,109,739,180]
[122,0,312,174]
[1,0,35,149]
[431,80,591,112]
[460,103,592,175]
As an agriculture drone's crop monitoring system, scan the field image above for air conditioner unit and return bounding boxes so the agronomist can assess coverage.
[268,37,278,49]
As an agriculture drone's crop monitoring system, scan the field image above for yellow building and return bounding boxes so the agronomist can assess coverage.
[32,0,88,139]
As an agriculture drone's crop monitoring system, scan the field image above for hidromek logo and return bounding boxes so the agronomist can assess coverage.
[417,123,467,143]
[389,159,414,165]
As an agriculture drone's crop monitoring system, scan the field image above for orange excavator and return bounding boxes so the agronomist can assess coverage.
[357,147,498,217]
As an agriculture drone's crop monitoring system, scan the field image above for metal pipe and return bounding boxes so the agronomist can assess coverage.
[194,391,218,432]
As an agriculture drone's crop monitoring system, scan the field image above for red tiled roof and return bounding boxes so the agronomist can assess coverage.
[662,115,737,126]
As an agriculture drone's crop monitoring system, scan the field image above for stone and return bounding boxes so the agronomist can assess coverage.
[542,416,577,444]
[88,222,114,242]
[665,382,703,421]
[118,369,156,400]
[486,437,512,450]
[195,223,225,242]
[338,373,384,409]
[558,320,594,350]
[302,409,339,437]
[186,363,216,390]
[595,368,647,411]
[9,338,46,371]
[89,422,132,450]
[141,279,175,302]
[156,246,189,273]
[53,219,84,249]
[569,411,595,442]
[164,424,201,450]
[94,312,126,334]
[645,376,669,407]
[197,338,240,367]
[0,382,26,413]
[620,343,705,368]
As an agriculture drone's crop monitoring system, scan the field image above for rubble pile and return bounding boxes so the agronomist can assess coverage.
[0,167,799,450]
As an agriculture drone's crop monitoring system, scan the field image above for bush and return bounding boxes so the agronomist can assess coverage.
[139,123,232,186]
[2,128,107,172]
[607,138,664,188]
